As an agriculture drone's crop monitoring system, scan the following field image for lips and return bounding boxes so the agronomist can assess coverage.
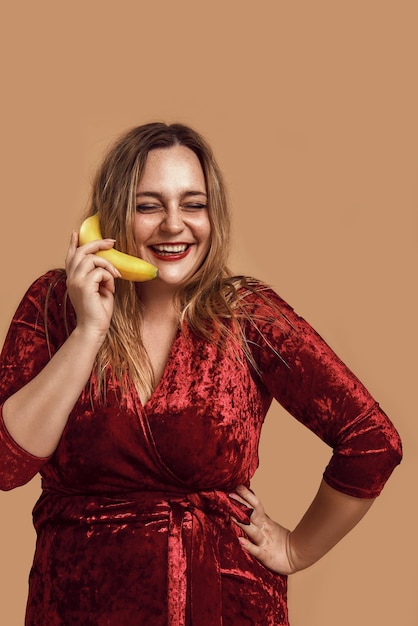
[149,242,192,261]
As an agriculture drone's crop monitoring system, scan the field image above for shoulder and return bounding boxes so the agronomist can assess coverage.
[230,276,299,330]
[13,269,71,326]
[230,277,334,369]
[20,269,67,304]
[25,268,67,294]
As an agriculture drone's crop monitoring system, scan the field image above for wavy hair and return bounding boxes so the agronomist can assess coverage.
[83,122,262,400]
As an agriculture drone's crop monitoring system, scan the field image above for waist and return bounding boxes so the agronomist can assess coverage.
[32,487,251,529]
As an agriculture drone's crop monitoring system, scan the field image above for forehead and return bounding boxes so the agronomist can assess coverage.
[137,145,206,192]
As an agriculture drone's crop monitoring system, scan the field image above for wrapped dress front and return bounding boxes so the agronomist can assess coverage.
[0,271,402,625]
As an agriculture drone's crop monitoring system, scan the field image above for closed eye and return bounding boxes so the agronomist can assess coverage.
[136,204,164,213]
[181,203,207,211]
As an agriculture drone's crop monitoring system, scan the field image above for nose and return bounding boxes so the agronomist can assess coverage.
[160,208,185,235]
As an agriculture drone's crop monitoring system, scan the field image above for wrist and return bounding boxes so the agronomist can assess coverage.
[286,532,301,574]
[286,531,316,573]
[71,324,108,349]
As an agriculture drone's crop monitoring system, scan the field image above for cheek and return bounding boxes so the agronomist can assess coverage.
[197,215,212,247]
[133,216,154,246]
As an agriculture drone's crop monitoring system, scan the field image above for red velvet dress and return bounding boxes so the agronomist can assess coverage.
[0,271,402,625]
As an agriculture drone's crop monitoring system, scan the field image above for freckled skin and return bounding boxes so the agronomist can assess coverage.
[134,145,211,300]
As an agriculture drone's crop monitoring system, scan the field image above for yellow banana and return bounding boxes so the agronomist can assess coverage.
[78,214,158,282]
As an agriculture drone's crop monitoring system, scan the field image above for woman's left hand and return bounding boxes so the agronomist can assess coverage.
[230,484,298,575]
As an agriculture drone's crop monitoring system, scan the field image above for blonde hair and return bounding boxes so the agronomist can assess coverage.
[84,123,261,399]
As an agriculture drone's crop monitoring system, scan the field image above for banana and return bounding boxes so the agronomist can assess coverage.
[78,214,158,282]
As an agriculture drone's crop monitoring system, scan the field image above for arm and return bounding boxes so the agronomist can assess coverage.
[289,479,374,569]
[242,285,402,498]
[232,480,374,575]
[1,232,120,460]
[3,325,106,458]
[233,285,402,573]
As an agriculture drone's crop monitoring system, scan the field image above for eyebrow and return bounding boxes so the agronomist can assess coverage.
[135,190,207,199]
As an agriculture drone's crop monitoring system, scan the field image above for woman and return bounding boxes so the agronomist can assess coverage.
[0,123,402,625]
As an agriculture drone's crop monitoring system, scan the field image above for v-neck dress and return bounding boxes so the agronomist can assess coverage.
[0,270,402,625]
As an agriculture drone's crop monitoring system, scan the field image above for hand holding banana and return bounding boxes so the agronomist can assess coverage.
[78,214,158,282]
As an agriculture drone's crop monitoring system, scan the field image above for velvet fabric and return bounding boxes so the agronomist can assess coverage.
[0,271,402,625]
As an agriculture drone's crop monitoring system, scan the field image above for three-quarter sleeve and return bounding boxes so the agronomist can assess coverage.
[242,285,402,498]
[0,410,51,490]
[0,270,71,490]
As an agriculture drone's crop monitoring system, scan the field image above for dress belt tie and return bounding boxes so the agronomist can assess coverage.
[166,490,253,626]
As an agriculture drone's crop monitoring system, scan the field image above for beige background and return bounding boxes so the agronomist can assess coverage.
[0,1,416,624]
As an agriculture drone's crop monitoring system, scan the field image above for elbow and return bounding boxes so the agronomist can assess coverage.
[0,479,19,492]
[326,417,403,499]
[0,407,49,490]
[385,427,403,469]
[0,470,38,491]
[376,410,403,471]
[0,473,23,491]
[367,424,403,496]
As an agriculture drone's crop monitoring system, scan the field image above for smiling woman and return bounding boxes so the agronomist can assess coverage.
[133,145,212,292]
[0,122,402,625]
[80,124,236,404]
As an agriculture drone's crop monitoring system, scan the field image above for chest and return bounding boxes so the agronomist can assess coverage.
[141,320,179,402]
[48,332,271,493]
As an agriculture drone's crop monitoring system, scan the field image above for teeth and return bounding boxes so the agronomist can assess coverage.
[152,244,188,253]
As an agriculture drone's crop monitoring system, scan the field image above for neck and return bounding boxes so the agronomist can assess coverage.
[137,281,180,321]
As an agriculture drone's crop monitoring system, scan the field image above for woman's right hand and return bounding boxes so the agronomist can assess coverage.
[1,234,123,458]
[65,231,122,341]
